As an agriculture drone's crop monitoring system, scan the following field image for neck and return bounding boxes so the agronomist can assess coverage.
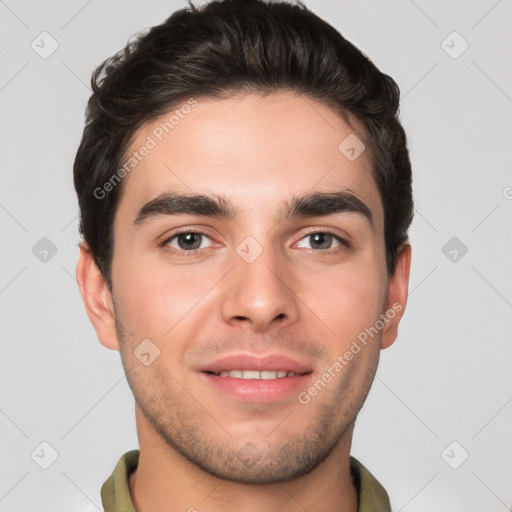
[129,406,358,512]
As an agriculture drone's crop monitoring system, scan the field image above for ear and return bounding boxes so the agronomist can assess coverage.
[380,243,412,350]
[76,241,120,351]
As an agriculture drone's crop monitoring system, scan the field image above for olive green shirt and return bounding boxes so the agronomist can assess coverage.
[101,449,391,511]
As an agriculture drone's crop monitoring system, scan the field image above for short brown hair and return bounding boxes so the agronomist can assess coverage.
[73,0,413,288]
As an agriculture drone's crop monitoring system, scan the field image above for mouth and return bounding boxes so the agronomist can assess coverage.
[204,369,304,379]
[199,354,314,402]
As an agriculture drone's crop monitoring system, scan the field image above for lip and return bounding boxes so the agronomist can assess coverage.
[199,353,312,374]
[199,353,313,403]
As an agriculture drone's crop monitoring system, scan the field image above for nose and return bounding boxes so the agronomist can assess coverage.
[220,245,300,332]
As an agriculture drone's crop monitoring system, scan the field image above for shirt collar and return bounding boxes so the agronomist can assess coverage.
[101,450,391,512]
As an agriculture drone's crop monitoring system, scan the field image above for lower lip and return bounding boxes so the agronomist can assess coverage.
[201,372,313,402]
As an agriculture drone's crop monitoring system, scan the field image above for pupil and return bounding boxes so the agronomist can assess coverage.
[312,233,331,250]
[179,233,201,250]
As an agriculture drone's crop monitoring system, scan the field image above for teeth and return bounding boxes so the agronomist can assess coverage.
[216,370,297,379]
[242,370,260,379]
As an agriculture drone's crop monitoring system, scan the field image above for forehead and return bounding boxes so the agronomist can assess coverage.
[116,92,382,225]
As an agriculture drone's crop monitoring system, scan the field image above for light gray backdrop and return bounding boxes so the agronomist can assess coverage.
[1,0,511,511]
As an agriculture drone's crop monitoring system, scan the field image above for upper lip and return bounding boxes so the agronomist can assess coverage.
[199,353,313,374]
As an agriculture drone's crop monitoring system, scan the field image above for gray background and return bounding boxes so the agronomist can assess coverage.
[1,0,511,510]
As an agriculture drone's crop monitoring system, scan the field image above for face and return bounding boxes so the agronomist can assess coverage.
[81,92,409,484]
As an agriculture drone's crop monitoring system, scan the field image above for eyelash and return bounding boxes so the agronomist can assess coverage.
[159,228,351,258]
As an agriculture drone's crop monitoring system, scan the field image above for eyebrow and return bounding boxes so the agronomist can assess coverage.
[133,190,373,227]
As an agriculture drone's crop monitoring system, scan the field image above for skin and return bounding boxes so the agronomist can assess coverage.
[77,91,411,512]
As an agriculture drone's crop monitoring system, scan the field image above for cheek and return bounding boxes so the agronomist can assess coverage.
[112,254,221,341]
[302,261,387,346]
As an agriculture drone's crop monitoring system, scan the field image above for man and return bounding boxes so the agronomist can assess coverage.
[74,0,413,510]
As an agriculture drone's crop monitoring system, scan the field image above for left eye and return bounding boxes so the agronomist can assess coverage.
[295,232,345,250]
[165,232,213,251]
